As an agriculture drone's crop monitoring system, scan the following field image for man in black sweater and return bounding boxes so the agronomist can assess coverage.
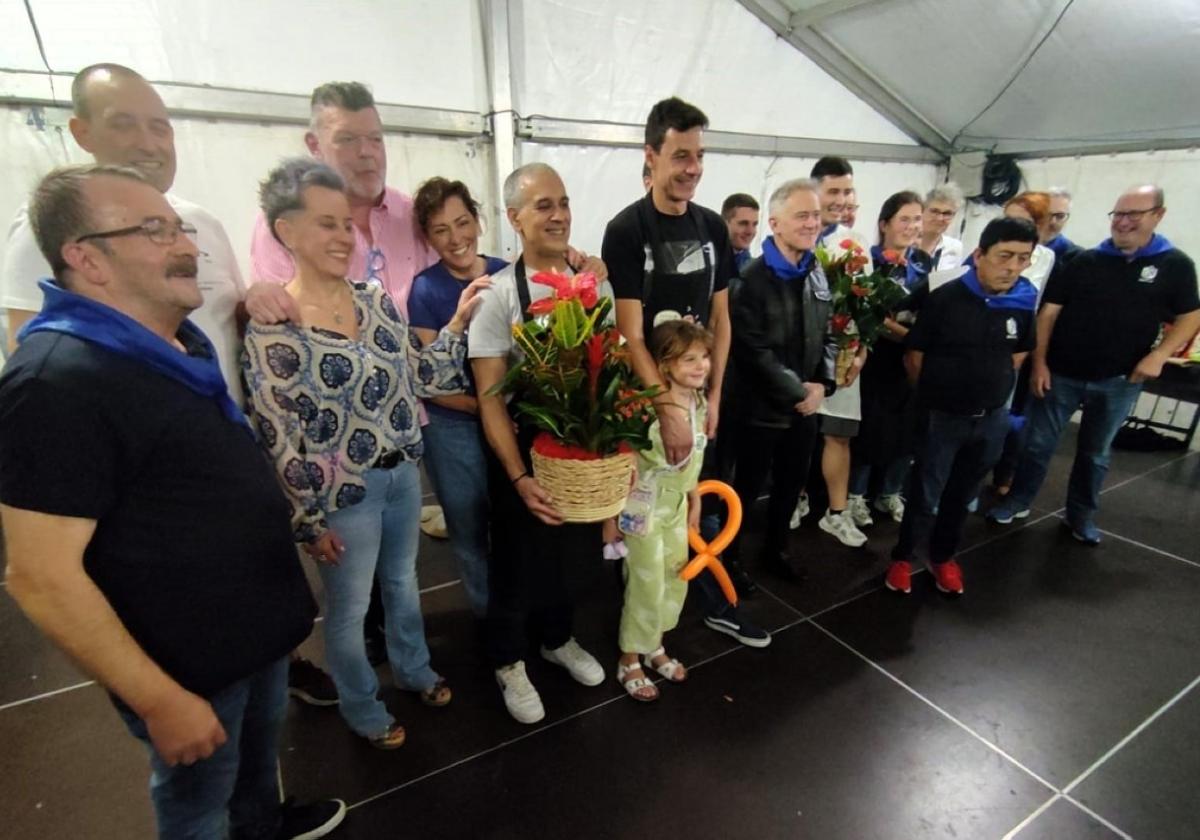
[886,218,1040,596]
[989,186,1200,544]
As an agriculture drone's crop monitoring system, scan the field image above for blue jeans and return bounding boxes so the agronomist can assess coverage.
[894,407,1008,563]
[420,414,490,616]
[321,462,438,738]
[118,657,287,840]
[849,456,912,498]
[1008,374,1142,523]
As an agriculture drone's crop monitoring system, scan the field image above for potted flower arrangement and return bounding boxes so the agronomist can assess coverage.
[492,271,658,522]
[815,239,910,381]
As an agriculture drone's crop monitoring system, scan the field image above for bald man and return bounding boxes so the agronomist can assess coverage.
[989,186,1200,544]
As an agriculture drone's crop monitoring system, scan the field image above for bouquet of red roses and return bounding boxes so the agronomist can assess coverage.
[816,239,910,379]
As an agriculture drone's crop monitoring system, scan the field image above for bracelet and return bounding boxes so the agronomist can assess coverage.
[511,471,529,485]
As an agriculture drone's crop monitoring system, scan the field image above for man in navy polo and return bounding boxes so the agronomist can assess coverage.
[886,218,1040,596]
[990,186,1200,543]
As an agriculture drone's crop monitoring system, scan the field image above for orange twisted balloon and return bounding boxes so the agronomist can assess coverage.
[680,480,743,606]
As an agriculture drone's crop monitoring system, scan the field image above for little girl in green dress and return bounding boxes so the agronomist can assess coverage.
[616,320,712,701]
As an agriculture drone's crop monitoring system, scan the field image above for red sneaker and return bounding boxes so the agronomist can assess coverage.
[884,560,912,594]
[934,559,964,595]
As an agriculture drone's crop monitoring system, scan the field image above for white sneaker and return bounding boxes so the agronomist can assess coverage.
[847,494,874,528]
[874,493,905,523]
[789,493,811,529]
[541,638,605,686]
[495,661,545,724]
[818,509,868,547]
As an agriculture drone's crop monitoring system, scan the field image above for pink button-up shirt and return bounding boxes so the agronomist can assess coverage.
[249,185,437,317]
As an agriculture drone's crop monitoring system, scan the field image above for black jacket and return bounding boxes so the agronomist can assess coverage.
[728,254,838,428]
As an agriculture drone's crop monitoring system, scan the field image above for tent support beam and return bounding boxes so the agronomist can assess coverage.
[517,116,943,163]
[480,0,520,259]
[0,70,484,137]
[789,0,892,28]
[1003,138,1200,160]
[735,0,951,156]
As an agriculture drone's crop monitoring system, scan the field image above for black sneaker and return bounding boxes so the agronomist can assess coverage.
[277,797,346,839]
[703,611,772,648]
[287,658,339,707]
[724,559,759,598]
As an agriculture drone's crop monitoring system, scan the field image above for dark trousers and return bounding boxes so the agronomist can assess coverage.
[893,407,1009,564]
[484,433,600,668]
[726,414,821,564]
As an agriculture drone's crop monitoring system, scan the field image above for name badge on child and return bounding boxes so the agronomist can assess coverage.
[618,473,658,538]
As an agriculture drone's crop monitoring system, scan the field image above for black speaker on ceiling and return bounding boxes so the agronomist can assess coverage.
[978,155,1023,205]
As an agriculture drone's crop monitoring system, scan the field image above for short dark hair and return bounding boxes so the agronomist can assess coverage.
[810,156,854,182]
[721,193,759,220]
[259,158,346,247]
[29,163,151,282]
[876,190,924,242]
[979,217,1038,253]
[645,97,708,152]
[71,63,145,119]
[310,81,376,114]
[414,177,481,233]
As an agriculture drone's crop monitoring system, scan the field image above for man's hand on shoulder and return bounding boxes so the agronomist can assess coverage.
[244,282,300,325]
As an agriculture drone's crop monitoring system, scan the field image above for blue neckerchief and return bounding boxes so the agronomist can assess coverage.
[20,279,249,430]
[733,249,751,272]
[958,267,1038,312]
[820,223,839,242]
[870,245,928,289]
[762,236,814,281]
[1095,233,1174,260]
[1045,234,1076,258]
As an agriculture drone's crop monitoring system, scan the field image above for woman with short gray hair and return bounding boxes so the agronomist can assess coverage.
[242,157,489,748]
[920,182,965,270]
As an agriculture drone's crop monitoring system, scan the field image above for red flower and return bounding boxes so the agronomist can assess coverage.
[526,296,557,316]
[530,271,599,309]
[839,238,856,250]
[881,249,907,266]
[585,333,605,400]
[850,284,870,297]
[830,313,851,333]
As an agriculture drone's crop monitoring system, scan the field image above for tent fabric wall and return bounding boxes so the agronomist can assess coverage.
[0,107,495,282]
[522,141,941,255]
[512,0,917,145]
[951,150,1200,260]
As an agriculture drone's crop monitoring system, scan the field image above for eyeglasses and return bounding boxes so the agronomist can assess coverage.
[75,217,197,246]
[1049,212,1070,222]
[925,209,956,219]
[844,204,859,213]
[1108,207,1162,221]
[365,247,387,283]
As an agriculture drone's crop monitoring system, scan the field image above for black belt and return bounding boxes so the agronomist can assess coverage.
[373,449,403,470]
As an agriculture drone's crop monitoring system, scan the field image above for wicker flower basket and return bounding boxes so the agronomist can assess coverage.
[530,446,635,523]
[835,346,856,385]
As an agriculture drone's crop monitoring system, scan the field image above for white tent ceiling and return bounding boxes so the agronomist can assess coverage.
[738,0,1200,157]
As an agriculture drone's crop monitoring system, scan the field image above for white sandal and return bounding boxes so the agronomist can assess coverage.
[642,648,687,683]
[616,660,659,702]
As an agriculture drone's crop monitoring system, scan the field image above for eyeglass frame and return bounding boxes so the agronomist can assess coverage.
[75,217,198,247]
[1107,206,1163,221]
[1048,212,1071,223]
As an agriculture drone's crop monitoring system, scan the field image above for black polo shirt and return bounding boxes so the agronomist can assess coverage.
[906,278,1036,413]
[0,332,316,698]
[1044,245,1199,380]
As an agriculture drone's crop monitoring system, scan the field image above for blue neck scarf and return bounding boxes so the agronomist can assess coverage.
[762,236,814,281]
[1095,233,1174,260]
[733,248,751,272]
[1045,234,1076,258]
[871,245,928,289]
[20,279,249,429]
[820,222,839,242]
[959,267,1038,312]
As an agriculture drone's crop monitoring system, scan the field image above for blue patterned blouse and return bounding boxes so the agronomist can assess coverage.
[242,282,466,542]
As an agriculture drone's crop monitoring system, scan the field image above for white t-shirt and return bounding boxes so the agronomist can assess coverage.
[930,234,964,270]
[1,193,247,402]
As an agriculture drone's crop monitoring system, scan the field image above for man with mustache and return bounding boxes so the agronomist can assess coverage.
[0,164,344,839]
[989,185,1200,544]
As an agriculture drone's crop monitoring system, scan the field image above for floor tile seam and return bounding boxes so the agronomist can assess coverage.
[806,618,1060,793]
[0,679,96,712]
[342,627,800,814]
[1059,795,1134,840]
[1060,671,1200,797]
[1000,793,1061,840]
[1094,528,1200,569]
[1097,448,1199,496]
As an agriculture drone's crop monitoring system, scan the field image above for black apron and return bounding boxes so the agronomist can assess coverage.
[635,194,715,340]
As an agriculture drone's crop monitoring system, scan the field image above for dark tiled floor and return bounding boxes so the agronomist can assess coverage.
[1,442,1198,839]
